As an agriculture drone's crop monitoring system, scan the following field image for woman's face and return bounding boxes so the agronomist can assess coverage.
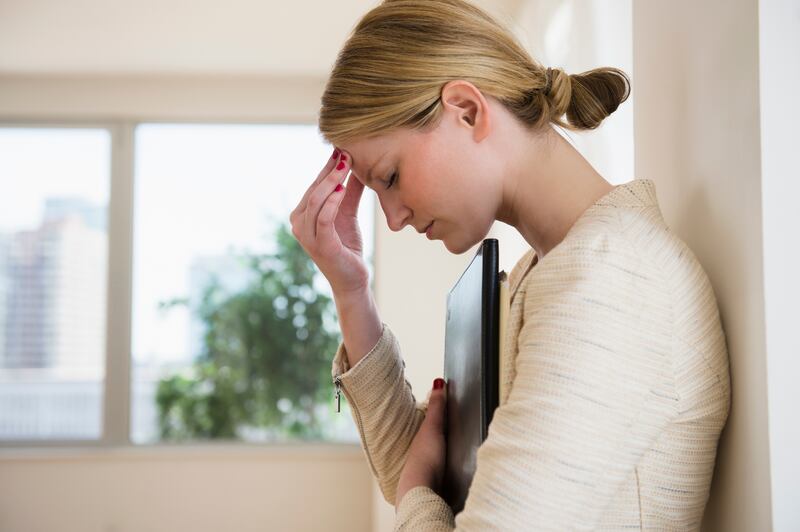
[338,98,502,254]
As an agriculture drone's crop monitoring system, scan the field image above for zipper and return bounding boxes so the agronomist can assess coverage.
[334,375,342,413]
[332,374,381,485]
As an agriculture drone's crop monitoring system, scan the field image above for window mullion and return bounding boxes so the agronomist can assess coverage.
[102,122,135,446]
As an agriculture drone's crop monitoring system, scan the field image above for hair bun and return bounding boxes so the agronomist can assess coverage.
[543,67,554,95]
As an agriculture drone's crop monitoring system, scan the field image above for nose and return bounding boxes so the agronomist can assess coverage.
[378,193,412,232]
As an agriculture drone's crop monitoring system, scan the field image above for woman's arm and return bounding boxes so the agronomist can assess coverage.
[331,317,428,506]
[332,286,383,369]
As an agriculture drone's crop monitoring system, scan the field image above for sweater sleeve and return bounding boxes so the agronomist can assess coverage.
[394,231,680,530]
[331,322,428,506]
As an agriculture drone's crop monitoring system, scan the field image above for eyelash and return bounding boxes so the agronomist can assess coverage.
[386,171,397,189]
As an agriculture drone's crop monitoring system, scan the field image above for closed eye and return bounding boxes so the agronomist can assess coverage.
[386,171,397,189]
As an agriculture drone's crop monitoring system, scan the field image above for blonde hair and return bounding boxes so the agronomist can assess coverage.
[318,0,630,146]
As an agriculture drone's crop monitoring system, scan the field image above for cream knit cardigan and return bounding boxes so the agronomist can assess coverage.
[331,179,731,531]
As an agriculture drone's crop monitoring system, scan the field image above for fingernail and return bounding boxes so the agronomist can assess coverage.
[332,148,340,159]
[433,378,444,390]
[336,161,346,171]
[341,153,347,162]
[335,184,344,192]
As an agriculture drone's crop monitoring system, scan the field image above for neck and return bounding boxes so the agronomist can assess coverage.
[496,126,615,259]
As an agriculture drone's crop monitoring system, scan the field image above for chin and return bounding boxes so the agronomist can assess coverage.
[442,233,481,255]
[439,221,492,254]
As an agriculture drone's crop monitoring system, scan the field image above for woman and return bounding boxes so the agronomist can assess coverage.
[290,0,730,529]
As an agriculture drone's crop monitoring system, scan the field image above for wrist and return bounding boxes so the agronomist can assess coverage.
[332,285,382,370]
[332,284,372,307]
[395,483,413,508]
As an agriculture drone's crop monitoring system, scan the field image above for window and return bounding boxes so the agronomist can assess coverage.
[0,127,111,440]
[0,122,373,446]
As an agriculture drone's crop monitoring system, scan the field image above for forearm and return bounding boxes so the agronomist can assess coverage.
[333,287,383,369]
[332,289,431,506]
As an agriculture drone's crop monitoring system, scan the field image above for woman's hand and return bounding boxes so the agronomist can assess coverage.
[396,378,448,509]
[289,148,369,296]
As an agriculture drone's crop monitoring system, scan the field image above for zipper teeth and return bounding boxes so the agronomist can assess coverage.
[332,375,381,486]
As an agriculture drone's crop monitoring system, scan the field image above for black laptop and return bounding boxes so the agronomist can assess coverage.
[441,238,501,515]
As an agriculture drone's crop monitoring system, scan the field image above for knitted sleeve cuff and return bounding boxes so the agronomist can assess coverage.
[331,322,406,395]
[395,486,455,531]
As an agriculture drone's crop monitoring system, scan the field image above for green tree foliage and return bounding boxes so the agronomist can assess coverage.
[155,222,341,441]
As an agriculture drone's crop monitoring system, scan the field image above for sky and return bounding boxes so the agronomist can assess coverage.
[0,128,111,229]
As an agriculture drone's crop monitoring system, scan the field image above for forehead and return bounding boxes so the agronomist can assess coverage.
[339,130,410,185]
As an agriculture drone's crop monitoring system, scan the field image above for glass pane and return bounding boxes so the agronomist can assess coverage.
[0,127,110,440]
[131,124,373,444]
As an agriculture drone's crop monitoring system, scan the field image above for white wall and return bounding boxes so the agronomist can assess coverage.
[760,1,800,530]
[0,0,523,76]
[632,1,793,529]
[0,0,377,76]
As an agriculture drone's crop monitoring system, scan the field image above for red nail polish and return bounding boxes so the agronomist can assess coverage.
[433,378,444,390]
[335,183,344,192]
[341,154,347,162]
[332,149,340,159]
[336,161,345,170]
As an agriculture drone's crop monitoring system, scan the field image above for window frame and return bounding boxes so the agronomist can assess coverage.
[0,119,357,450]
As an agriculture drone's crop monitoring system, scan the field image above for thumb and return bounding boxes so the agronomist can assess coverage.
[424,378,447,429]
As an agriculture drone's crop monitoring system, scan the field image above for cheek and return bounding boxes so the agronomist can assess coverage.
[405,136,456,199]
[406,137,486,220]
[436,143,481,192]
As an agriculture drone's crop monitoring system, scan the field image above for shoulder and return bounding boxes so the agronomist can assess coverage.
[513,210,678,403]
[526,212,649,287]
[520,209,671,326]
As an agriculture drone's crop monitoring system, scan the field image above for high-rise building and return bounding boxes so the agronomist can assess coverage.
[1,199,107,371]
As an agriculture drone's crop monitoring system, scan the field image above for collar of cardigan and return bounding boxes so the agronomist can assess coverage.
[595,178,658,208]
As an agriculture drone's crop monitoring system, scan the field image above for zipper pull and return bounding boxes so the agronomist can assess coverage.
[334,376,342,413]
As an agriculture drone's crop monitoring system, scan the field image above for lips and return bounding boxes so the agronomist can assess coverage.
[417,221,434,234]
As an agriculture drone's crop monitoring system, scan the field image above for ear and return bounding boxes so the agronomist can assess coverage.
[440,80,492,142]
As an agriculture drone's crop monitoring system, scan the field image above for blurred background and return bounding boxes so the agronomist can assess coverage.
[0,0,797,531]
